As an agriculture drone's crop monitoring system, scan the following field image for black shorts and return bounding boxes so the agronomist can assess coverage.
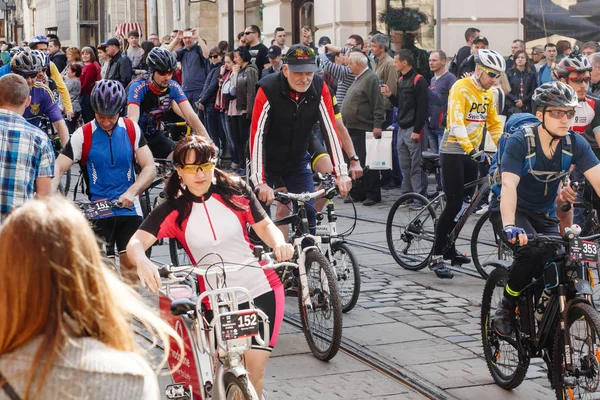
[93,216,143,256]
[146,133,176,159]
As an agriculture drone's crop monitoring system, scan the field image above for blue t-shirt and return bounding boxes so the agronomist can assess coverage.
[176,44,208,92]
[62,118,148,219]
[127,79,188,136]
[0,64,10,78]
[502,123,600,213]
[23,82,63,127]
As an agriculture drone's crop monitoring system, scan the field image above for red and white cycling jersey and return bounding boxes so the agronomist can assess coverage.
[571,95,600,152]
[140,185,281,300]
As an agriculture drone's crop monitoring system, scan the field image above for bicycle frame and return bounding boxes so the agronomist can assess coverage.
[159,267,271,400]
[446,174,491,247]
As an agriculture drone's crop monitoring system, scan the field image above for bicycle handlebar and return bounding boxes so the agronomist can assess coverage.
[273,172,338,203]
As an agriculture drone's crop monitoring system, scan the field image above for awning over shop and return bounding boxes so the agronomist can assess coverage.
[525,0,600,42]
[114,22,143,40]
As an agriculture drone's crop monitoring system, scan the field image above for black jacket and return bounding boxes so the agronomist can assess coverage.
[506,68,538,114]
[51,51,67,74]
[199,62,224,106]
[106,51,133,87]
[389,68,429,132]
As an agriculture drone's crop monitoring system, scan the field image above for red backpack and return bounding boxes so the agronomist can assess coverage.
[80,117,137,166]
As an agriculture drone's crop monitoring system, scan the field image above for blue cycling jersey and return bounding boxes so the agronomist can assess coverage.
[62,118,148,219]
[127,79,188,136]
[23,82,63,127]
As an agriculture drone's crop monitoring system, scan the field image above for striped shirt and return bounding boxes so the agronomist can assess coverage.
[319,53,355,106]
[0,109,55,222]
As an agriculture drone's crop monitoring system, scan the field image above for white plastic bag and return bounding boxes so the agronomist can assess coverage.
[365,131,393,170]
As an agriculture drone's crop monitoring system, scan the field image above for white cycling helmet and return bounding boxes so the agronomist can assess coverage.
[475,49,506,73]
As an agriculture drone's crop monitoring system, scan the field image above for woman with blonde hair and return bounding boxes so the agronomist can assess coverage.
[0,196,182,400]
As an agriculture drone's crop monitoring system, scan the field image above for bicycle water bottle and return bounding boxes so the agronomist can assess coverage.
[534,290,552,322]
[454,196,472,223]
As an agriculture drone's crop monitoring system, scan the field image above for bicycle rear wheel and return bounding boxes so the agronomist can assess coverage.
[386,193,437,270]
[331,241,361,313]
[471,210,513,279]
[298,249,342,361]
[553,302,600,399]
[223,372,259,400]
[481,267,529,389]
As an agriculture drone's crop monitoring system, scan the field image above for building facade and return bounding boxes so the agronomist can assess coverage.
[13,0,600,59]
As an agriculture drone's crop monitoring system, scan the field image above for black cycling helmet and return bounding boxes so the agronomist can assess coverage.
[147,47,177,73]
[91,79,127,116]
[555,50,592,78]
[533,81,579,108]
[10,51,43,74]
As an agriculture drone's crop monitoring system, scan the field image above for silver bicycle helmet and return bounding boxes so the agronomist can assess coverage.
[533,81,579,108]
[475,49,506,73]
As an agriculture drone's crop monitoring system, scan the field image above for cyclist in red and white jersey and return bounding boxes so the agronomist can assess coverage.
[555,51,600,226]
[126,136,293,398]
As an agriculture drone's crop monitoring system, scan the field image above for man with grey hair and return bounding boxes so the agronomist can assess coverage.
[589,52,600,96]
[531,45,545,72]
[0,73,54,222]
[342,51,385,205]
[583,42,600,58]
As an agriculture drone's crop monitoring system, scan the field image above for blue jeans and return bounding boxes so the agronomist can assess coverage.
[205,104,225,150]
[426,126,444,154]
[220,112,237,165]
[263,153,316,232]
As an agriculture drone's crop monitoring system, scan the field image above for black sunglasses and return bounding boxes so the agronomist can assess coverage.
[18,72,38,79]
[244,31,255,35]
[209,54,220,59]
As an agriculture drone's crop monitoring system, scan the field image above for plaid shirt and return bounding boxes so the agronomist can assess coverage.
[0,109,54,222]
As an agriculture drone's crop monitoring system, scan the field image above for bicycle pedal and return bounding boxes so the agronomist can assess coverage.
[165,383,192,400]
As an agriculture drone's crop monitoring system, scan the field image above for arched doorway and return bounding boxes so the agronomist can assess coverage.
[292,0,314,44]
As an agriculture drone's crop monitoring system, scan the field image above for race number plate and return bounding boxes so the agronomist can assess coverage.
[220,310,260,341]
[569,239,599,264]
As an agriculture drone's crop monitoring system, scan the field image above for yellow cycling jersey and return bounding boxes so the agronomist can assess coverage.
[441,76,502,155]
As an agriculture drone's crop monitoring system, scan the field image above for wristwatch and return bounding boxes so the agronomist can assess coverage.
[349,155,360,162]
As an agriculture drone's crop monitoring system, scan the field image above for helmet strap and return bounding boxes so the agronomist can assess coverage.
[149,73,169,94]
[540,111,563,141]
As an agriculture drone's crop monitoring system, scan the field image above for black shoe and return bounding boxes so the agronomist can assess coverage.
[444,249,471,266]
[362,199,379,206]
[429,258,454,279]
[493,297,516,337]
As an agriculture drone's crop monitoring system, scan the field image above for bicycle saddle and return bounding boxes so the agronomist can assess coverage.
[170,297,199,317]
[422,151,440,161]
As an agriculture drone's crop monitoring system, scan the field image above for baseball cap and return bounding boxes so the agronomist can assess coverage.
[267,45,282,59]
[473,36,489,46]
[285,44,318,73]
[105,37,120,47]
[318,36,331,47]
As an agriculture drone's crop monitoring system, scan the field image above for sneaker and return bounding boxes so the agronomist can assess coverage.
[362,199,378,206]
[443,248,471,266]
[475,204,489,215]
[493,297,516,337]
[399,198,413,207]
[429,257,454,279]
[231,162,240,170]
[409,201,424,211]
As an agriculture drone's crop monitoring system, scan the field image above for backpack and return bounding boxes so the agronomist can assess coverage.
[80,117,137,166]
[448,57,459,77]
[490,113,573,197]
[426,86,446,130]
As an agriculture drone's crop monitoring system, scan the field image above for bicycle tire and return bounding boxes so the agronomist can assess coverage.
[223,372,259,400]
[471,210,513,279]
[298,249,342,361]
[553,302,600,399]
[481,267,529,389]
[331,242,361,313]
[386,192,437,270]
[169,238,191,266]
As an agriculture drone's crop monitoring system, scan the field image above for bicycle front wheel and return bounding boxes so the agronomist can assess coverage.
[223,372,259,400]
[386,193,437,270]
[481,267,529,389]
[553,302,600,399]
[298,249,343,361]
[331,241,361,313]
[169,238,191,266]
[471,210,513,279]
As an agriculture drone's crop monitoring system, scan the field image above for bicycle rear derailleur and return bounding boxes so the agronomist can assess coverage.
[165,383,192,400]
